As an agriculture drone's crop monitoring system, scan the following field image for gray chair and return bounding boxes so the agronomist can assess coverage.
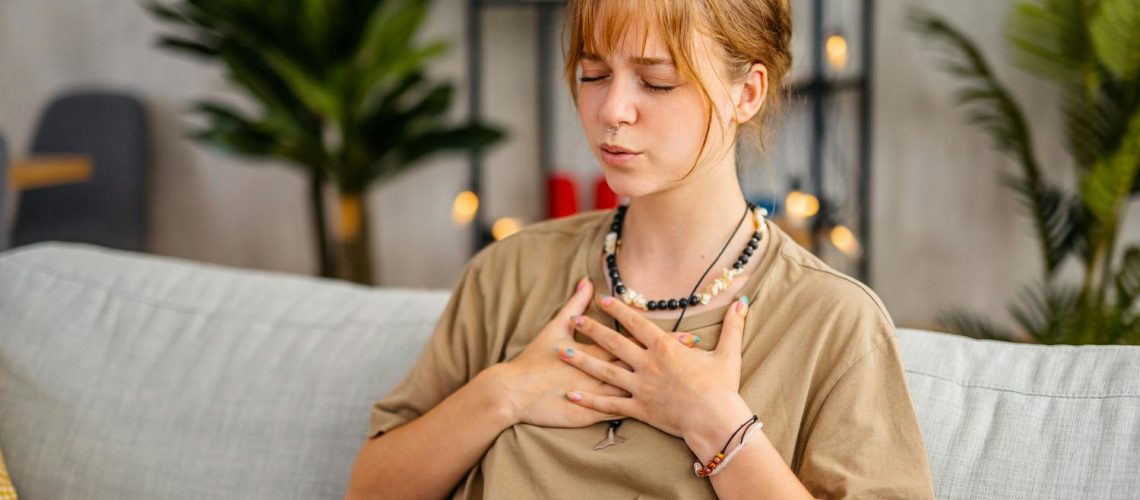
[12,90,148,251]
[0,131,8,251]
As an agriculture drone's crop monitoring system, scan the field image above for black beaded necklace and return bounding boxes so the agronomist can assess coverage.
[606,201,762,332]
[593,201,763,451]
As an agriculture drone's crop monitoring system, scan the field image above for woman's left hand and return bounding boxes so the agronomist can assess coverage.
[556,290,753,441]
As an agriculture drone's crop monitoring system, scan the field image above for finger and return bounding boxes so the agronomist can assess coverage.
[557,345,636,391]
[564,390,639,420]
[596,382,632,398]
[715,295,750,359]
[570,314,646,370]
[596,293,667,350]
[554,277,594,336]
[561,402,623,423]
[674,332,703,348]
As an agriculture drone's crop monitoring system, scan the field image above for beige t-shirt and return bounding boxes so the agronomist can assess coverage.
[368,209,934,499]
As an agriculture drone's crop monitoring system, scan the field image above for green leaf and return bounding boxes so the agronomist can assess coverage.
[141,1,193,24]
[396,124,506,167]
[261,50,340,121]
[1115,246,1140,310]
[357,0,429,66]
[1006,281,1080,343]
[1090,0,1140,80]
[156,35,219,59]
[357,39,451,112]
[1079,110,1140,224]
[1005,0,1096,88]
[935,310,1017,341]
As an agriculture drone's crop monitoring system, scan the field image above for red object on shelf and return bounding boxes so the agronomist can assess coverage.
[594,175,618,210]
[548,171,579,219]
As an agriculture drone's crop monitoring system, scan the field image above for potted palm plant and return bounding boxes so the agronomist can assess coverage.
[908,0,1140,344]
[145,0,505,285]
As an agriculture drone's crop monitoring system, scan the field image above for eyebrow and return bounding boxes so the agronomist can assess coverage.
[582,52,674,66]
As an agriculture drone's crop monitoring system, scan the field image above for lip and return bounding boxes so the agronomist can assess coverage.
[600,143,641,166]
[600,143,638,154]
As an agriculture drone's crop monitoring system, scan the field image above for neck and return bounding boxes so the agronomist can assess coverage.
[618,158,749,272]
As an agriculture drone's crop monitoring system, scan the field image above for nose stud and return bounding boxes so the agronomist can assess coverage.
[606,125,620,136]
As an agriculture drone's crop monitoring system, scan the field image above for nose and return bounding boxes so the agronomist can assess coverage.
[597,75,638,129]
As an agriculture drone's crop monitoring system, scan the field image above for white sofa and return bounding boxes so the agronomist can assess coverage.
[1,243,1137,499]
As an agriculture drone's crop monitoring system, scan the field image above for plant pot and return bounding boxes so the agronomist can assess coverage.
[333,192,375,285]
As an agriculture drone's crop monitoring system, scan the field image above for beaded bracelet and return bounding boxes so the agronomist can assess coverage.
[704,418,763,477]
[693,415,763,478]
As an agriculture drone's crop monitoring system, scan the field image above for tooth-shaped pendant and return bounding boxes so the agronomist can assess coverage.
[593,420,627,450]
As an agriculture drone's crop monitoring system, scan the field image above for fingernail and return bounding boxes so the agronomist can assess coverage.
[566,391,582,402]
[736,297,749,316]
[559,347,574,358]
[600,294,613,306]
[573,315,585,328]
[693,335,701,344]
[675,332,690,343]
[576,277,588,292]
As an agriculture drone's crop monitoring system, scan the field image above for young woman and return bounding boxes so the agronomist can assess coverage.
[347,0,934,498]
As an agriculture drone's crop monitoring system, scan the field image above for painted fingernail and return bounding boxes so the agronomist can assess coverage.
[577,277,588,292]
[573,315,586,328]
[693,335,701,344]
[560,347,574,358]
[600,294,614,306]
[736,296,749,316]
[566,391,582,402]
[676,332,690,343]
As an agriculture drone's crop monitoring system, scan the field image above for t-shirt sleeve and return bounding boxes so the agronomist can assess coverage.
[795,335,936,499]
[367,255,494,439]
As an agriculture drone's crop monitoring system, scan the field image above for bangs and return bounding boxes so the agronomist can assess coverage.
[563,0,704,101]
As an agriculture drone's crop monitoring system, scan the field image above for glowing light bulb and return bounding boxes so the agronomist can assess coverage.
[492,217,522,241]
[826,34,848,70]
[452,191,479,226]
[785,190,820,221]
[830,224,860,256]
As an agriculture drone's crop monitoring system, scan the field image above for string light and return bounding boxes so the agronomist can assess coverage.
[492,217,522,240]
[830,224,861,256]
[452,191,479,226]
[825,34,848,71]
[785,190,820,222]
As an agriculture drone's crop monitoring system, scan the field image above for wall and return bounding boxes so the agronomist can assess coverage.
[1,0,1135,330]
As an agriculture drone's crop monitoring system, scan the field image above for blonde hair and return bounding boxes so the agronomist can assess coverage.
[562,0,793,175]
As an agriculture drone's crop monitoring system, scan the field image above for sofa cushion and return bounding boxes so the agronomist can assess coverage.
[3,242,1139,499]
[897,328,1140,499]
[0,243,445,499]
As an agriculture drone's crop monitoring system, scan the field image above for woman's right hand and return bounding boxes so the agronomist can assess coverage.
[493,277,636,429]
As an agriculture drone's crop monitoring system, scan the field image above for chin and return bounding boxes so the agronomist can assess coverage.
[598,170,657,200]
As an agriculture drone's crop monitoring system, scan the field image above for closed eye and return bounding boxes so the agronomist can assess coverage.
[578,75,677,94]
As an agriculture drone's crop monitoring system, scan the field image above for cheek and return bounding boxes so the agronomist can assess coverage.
[648,97,711,151]
[576,88,603,122]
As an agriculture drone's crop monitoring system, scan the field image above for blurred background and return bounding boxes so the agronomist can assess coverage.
[1,0,1138,344]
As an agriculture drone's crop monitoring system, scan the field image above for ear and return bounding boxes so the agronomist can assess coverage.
[734,63,768,124]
